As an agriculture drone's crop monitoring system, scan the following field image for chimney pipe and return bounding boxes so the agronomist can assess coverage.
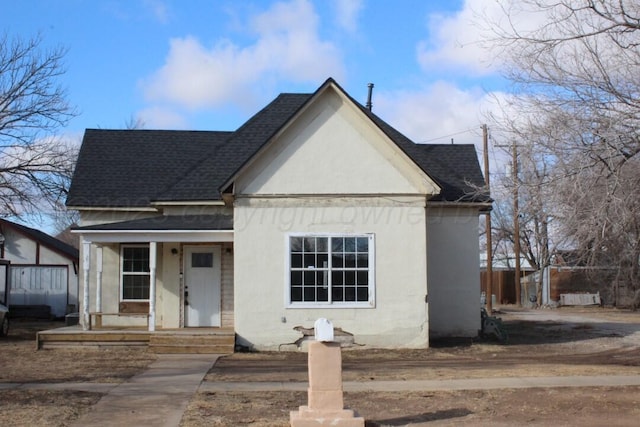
[366,83,374,111]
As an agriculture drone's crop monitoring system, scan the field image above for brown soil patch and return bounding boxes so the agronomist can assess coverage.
[0,319,156,384]
[182,387,640,426]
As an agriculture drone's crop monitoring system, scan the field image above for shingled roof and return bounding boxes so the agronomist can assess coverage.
[67,78,489,209]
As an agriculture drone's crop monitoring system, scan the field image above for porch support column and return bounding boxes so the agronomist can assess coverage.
[82,241,91,331]
[148,241,157,332]
[95,246,103,328]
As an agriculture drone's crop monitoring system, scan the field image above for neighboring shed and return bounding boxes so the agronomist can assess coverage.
[0,219,79,317]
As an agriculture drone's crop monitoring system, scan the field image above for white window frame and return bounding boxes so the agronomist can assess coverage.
[120,244,151,302]
[285,233,375,309]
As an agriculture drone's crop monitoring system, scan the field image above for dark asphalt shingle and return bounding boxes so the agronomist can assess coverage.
[67,79,489,209]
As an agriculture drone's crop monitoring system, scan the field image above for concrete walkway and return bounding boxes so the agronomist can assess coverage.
[67,354,219,427]
[200,374,640,392]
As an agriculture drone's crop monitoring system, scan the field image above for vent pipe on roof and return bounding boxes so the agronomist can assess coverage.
[366,83,374,111]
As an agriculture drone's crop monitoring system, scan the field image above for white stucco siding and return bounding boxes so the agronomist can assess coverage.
[234,198,429,350]
[426,207,481,338]
[235,89,438,196]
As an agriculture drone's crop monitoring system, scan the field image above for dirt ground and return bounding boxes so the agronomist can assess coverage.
[184,306,640,426]
[0,319,156,426]
[1,307,640,426]
[0,320,157,383]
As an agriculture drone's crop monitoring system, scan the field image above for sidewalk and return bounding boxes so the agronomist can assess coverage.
[199,374,640,392]
[68,354,219,427]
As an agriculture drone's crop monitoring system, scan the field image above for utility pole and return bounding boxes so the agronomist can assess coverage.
[483,124,493,313]
[513,141,521,307]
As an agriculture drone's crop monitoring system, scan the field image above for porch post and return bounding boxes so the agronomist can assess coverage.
[95,246,103,327]
[148,241,157,332]
[82,241,91,331]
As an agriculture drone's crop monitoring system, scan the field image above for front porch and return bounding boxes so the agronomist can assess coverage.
[37,325,236,354]
[74,214,235,335]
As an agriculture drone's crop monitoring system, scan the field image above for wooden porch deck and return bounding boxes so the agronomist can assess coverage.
[36,326,236,354]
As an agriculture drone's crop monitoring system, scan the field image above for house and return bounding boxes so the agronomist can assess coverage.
[66,78,490,350]
[0,218,80,318]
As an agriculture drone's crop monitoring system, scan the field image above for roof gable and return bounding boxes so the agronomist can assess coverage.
[232,81,439,196]
[67,78,488,209]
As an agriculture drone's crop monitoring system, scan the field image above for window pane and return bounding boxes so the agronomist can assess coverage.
[345,271,355,285]
[317,286,329,302]
[290,237,303,252]
[344,237,356,252]
[332,254,344,268]
[332,286,344,302]
[344,286,356,301]
[357,271,368,285]
[303,237,316,252]
[291,286,302,302]
[304,271,316,285]
[317,253,328,267]
[357,253,368,268]
[291,271,302,286]
[303,286,315,301]
[316,237,328,252]
[191,252,213,268]
[123,274,150,300]
[356,286,369,301]
[291,253,302,268]
[344,253,356,268]
[356,237,368,252]
[332,270,343,285]
[304,254,316,268]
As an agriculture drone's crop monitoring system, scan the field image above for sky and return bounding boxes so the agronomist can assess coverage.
[3,0,514,230]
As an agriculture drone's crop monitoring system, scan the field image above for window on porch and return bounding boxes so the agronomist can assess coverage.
[121,245,150,300]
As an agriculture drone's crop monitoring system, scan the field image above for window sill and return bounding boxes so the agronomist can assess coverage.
[286,302,375,309]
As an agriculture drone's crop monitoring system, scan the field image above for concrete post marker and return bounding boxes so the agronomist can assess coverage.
[290,327,364,426]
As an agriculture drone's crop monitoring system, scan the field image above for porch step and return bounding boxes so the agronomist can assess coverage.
[37,329,150,349]
[148,329,235,354]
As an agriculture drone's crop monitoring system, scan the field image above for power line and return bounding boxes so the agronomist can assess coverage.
[417,127,477,143]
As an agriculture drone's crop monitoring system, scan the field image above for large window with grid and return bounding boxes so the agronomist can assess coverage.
[287,234,374,307]
[120,245,150,300]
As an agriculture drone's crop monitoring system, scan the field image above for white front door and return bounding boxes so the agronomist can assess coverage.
[184,246,221,327]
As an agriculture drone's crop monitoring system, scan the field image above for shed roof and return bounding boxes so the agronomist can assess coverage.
[0,218,79,261]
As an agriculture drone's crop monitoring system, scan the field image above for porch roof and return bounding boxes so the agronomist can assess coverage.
[73,214,233,243]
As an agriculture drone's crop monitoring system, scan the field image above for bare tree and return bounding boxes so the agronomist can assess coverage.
[0,33,77,220]
[480,1,640,306]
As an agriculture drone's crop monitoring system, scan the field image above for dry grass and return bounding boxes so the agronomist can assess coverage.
[0,320,156,384]
[0,389,101,427]
[181,387,640,426]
